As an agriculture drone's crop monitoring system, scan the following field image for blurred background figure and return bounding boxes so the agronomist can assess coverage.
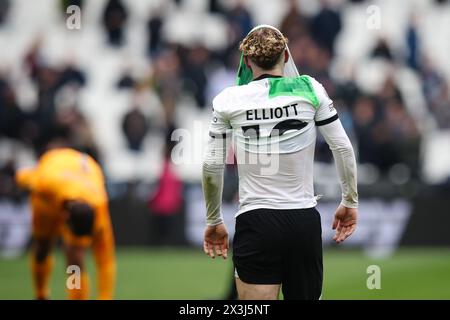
[147,140,184,246]
[59,0,84,15]
[310,0,341,56]
[146,7,165,57]
[121,106,149,152]
[102,0,128,47]
[0,0,10,26]
[0,162,30,258]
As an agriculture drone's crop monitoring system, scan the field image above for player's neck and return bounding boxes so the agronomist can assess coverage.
[252,66,284,81]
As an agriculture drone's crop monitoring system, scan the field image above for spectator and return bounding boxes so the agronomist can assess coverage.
[226,1,253,41]
[430,84,450,129]
[23,36,44,81]
[310,0,342,55]
[147,143,184,246]
[385,99,419,143]
[152,48,182,98]
[352,95,378,165]
[0,77,25,140]
[0,0,10,25]
[371,38,394,61]
[60,0,83,15]
[303,40,333,81]
[287,34,312,71]
[335,74,362,108]
[30,66,61,149]
[181,45,210,108]
[102,0,128,47]
[405,15,420,71]
[384,99,420,171]
[59,63,86,88]
[280,0,310,41]
[147,10,165,57]
[206,51,238,106]
[116,68,136,89]
[223,0,254,54]
[0,162,21,202]
[121,107,149,152]
[420,57,447,117]
[0,162,31,258]
[55,105,100,160]
[209,0,226,15]
[377,75,403,105]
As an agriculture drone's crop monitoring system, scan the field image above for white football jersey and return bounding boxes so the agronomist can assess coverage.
[209,75,338,217]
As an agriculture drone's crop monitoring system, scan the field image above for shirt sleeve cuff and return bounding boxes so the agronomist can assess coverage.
[206,217,224,226]
[340,199,358,209]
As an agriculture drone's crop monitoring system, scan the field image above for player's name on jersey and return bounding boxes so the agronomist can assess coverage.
[246,103,299,121]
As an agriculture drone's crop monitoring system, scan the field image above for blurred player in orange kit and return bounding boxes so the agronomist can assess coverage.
[15,148,116,300]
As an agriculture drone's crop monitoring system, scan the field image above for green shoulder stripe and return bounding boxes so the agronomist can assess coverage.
[268,75,319,109]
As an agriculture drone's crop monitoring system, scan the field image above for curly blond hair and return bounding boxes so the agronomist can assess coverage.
[239,27,288,70]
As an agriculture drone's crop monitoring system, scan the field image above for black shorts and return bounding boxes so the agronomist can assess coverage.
[233,207,323,300]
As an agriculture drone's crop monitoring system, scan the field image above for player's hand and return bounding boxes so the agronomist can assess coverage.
[332,204,357,244]
[203,223,229,259]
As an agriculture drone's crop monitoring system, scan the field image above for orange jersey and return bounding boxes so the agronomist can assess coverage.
[16,148,110,244]
[17,148,107,210]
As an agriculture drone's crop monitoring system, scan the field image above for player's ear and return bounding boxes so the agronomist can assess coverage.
[284,50,289,63]
[244,56,252,70]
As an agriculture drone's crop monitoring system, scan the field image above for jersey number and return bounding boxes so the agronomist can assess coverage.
[242,119,307,138]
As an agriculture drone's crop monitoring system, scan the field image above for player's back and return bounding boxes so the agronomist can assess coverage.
[211,75,336,216]
[35,148,107,208]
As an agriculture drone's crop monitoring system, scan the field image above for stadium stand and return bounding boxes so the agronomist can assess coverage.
[1,0,450,252]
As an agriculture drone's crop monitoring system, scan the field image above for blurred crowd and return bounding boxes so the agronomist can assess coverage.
[1,0,450,205]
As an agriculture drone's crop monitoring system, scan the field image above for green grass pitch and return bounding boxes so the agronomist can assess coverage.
[1,248,449,299]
